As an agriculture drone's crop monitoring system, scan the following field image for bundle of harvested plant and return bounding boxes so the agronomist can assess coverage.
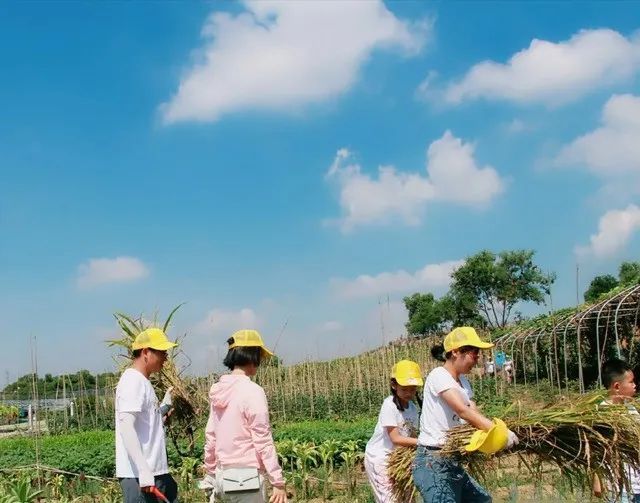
[107,305,208,455]
[389,392,640,501]
[387,446,419,502]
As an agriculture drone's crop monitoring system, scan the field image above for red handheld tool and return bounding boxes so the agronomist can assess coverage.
[147,486,170,503]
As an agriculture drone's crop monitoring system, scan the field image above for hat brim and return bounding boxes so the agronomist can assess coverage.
[445,340,494,352]
[465,418,507,454]
[148,341,178,351]
[469,341,494,350]
[395,376,424,387]
[260,346,274,359]
[464,429,487,452]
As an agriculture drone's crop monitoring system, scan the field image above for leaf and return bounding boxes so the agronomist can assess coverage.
[105,339,131,348]
[114,312,144,333]
[163,303,186,333]
[112,314,137,339]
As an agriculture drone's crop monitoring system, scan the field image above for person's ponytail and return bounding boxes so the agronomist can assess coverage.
[431,344,446,362]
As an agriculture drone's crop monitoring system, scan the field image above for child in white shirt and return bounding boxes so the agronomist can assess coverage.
[364,360,423,503]
[593,358,639,503]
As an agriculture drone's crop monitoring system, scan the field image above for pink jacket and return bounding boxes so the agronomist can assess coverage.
[204,374,285,487]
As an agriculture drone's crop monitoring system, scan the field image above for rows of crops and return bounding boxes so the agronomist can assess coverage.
[0,393,586,502]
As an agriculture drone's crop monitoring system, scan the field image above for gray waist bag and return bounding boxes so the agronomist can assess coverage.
[221,467,260,493]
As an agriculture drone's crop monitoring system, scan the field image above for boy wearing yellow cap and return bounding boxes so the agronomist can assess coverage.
[412,327,518,503]
[364,360,423,502]
[115,328,179,503]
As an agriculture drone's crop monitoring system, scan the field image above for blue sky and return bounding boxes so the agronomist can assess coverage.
[2,1,640,380]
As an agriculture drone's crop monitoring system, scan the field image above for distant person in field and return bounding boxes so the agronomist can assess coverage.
[412,327,519,503]
[593,358,639,502]
[115,328,178,503]
[202,329,287,503]
[364,359,423,503]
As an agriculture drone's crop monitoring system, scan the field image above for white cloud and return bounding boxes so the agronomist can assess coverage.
[575,204,640,258]
[443,29,640,105]
[194,307,261,336]
[160,1,428,124]
[332,259,463,299]
[426,131,505,205]
[325,131,504,232]
[557,94,640,176]
[325,149,434,231]
[76,257,149,289]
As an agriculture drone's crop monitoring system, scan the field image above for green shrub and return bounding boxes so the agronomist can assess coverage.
[0,431,114,478]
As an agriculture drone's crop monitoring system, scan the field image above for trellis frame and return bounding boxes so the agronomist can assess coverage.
[493,285,640,393]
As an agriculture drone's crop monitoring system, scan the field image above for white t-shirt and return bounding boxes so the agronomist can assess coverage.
[627,405,640,494]
[115,368,169,478]
[365,396,419,464]
[601,400,640,494]
[628,404,640,494]
[418,366,473,447]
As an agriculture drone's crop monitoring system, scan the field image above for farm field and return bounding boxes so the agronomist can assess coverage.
[0,388,598,502]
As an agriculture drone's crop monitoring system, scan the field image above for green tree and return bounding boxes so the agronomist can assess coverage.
[403,293,445,336]
[450,250,555,329]
[584,274,619,303]
[619,261,640,286]
[439,291,487,328]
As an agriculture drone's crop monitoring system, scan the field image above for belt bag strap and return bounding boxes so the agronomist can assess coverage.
[221,467,260,493]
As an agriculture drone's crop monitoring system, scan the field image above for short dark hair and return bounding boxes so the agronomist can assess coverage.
[431,344,449,362]
[223,337,262,370]
[131,348,166,359]
[602,358,632,389]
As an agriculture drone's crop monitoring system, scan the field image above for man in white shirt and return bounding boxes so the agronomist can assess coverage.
[115,327,178,503]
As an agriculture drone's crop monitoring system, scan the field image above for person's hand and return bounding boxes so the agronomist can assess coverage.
[269,485,287,503]
[162,407,174,425]
[592,473,603,498]
[161,387,174,406]
[506,429,519,449]
[198,473,216,490]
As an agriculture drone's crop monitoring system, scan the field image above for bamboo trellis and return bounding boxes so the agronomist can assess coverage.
[494,284,640,393]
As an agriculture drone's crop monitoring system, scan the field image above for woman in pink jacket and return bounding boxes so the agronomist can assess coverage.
[204,329,287,503]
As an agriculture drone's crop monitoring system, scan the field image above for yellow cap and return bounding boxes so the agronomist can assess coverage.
[464,418,509,454]
[391,360,424,386]
[131,328,178,351]
[229,329,274,359]
[444,327,493,353]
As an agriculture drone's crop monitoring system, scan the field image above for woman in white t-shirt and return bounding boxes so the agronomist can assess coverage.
[364,360,423,503]
[412,327,518,503]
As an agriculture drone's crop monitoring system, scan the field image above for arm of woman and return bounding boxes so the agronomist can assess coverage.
[386,426,418,447]
[203,410,217,475]
[247,389,286,489]
[440,389,494,431]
